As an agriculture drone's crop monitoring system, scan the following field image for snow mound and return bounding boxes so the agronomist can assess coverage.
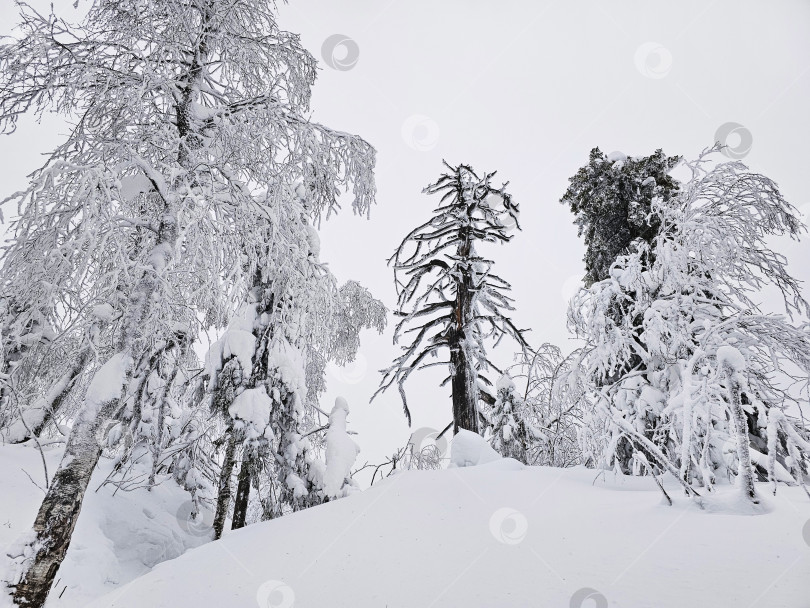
[450,429,504,467]
[85,464,809,608]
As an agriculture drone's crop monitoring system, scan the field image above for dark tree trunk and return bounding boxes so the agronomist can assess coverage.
[450,225,479,435]
[213,432,237,540]
[231,455,252,530]
[450,338,479,434]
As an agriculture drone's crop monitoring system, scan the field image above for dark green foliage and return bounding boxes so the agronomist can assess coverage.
[560,148,681,286]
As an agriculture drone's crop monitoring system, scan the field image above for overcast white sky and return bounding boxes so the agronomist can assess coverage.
[1,0,809,478]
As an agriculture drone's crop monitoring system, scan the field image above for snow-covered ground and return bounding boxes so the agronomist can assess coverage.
[3,436,806,608]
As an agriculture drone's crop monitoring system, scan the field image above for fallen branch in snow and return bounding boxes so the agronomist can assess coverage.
[435,420,454,442]
[353,445,408,486]
[633,450,672,506]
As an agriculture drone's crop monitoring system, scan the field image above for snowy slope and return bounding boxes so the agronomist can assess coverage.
[3,438,809,608]
[84,460,810,607]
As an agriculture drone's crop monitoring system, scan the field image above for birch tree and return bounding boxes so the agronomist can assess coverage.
[0,2,375,605]
[500,345,586,467]
[204,184,385,538]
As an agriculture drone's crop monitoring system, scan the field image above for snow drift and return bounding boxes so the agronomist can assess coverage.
[82,437,808,608]
[2,434,808,608]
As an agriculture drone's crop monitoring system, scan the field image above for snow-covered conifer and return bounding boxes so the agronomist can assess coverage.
[375,163,529,434]
[560,148,681,286]
[485,373,535,464]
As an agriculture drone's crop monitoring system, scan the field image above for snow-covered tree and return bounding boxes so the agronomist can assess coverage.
[560,148,681,286]
[323,397,361,498]
[375,163,529,434]
[0,2,375,604]
[204,185,385,536]
[506,345,585,467]
[480,346,585,467]
[570,149,810,504]
[484,373,535,464]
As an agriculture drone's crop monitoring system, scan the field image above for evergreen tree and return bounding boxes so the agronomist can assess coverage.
[485,373,535,464]
[375,162,529,434]
[560,148,681,286]
[560,147,681,467]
